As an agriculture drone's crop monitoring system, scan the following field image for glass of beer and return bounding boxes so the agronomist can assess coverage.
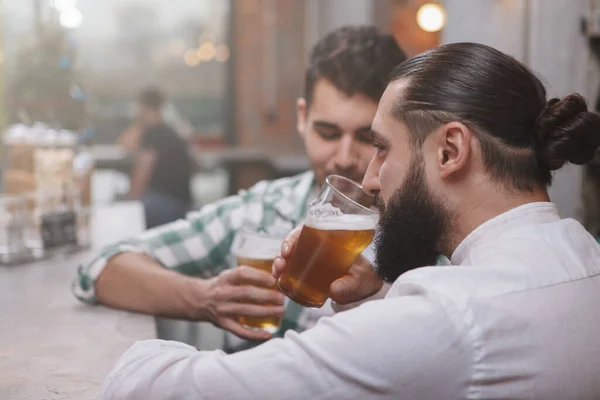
[277,175,378,308]
[231,228,286,333]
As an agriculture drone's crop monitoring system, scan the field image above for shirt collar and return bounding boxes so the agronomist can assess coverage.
[450,202,560,265]
[272,171,318,223]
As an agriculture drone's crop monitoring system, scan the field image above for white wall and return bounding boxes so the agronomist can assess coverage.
[304,0,374,57]
[443,0,597,220]
[323,0,373,31]
[529,0,593,220]
[443,0,529,60]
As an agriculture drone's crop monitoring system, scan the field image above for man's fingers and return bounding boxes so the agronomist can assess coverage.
[220,319,273,341]
[272,226,303,278]
[272,256,286,278]
[329,256,384,305]
[330,275,361,304]
[281,227,302,257]
[224,285,285,305]
[218,303,286,319]
[227,266,277,287]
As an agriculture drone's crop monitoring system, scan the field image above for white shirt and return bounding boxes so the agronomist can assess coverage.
[99,202,600,400]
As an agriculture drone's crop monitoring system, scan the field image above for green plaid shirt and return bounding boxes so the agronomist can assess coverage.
[72,171,337,352]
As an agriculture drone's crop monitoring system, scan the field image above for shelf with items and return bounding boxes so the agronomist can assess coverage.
[0,123,93,265]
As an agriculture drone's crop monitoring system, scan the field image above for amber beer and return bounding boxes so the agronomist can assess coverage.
[278,216,376,307]
[232,229,285,333]
[235,255,281,332]
[278,175,378,308]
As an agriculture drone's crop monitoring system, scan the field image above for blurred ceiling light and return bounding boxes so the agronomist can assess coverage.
[51,0,77,12]
[168,39,186,56]
[214,45,230,62]
[59,8,83,29]
[416,3,446,33]
[197,42,215,61]
[184,49,201,67]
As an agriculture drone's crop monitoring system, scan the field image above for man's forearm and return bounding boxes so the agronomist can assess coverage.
[95,252,209,320]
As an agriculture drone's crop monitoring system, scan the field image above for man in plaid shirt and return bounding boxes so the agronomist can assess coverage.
[73,26,407,352]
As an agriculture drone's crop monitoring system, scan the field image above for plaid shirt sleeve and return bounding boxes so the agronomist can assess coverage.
[72,171,326,354]
[72,183,272,304]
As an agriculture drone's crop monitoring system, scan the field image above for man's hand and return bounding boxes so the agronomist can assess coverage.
[96,252,284,341]
[201,266,285,341]
[272,226,383,305]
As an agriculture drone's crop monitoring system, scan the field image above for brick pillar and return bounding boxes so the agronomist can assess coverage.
[232,0,305,154]
[227,0,306,193]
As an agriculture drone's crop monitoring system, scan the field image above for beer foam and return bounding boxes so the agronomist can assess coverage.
[236,247,279,260]
[306,213,378,231]
[232,234,282,259]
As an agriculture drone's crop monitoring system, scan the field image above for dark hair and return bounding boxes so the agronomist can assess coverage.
[389,42,600,191]
[138,87,165,110]
[304,26,407,106]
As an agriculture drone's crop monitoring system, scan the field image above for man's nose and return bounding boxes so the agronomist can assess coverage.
[333,135,357,171]
[362,155,380,196]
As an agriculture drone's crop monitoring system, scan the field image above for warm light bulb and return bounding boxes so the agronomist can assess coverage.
[197,42,216,61]
[184,49,201,67]
[417,3,446,33]
[215,45,230,62]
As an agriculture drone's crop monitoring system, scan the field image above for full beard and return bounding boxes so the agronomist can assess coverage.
[374,154,450,283]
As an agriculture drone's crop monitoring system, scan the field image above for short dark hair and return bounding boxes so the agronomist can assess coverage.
[304,26,407,106]
[389,42,600,191]
[138,87,165,110]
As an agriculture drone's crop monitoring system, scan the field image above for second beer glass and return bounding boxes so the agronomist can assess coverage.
[231,228,285,333]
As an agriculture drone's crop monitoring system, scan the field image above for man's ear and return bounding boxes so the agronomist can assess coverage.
[435,122,472,180]
[296,98,308,138]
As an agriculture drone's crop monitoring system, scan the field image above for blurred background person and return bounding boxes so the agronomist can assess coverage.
[117,98,194,152]
[116,121,143,152]
[125,87,193,228]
